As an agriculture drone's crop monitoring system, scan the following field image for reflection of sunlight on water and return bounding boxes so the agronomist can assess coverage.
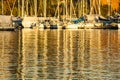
[0,29,120,80]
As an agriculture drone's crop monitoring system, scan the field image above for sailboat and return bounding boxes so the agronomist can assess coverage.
[22,0,41,28]
[79,0,103,29]
[65,0,80,29]
[44,0,65,29]
[117,17,120,29]
[117,24,120,29]
[0,0,14,30]
[98,0,119,29]
[55,0,65,29]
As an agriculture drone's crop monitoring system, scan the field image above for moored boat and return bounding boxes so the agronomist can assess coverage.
[12,17,23,29]
[22,16,39,28]
[66,23,79,29]
[0,15,15,30]
[0,15,12,27]
[117,17,120,29]
[118,23,120,29]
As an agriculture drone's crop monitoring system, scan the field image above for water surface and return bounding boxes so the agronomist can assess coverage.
[0,29,120,80]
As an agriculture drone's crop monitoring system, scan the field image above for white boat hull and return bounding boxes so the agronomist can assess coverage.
[0,15,13,27]
[22,17,38,28]
[118,24,120,29]
[66,24,79,29]
[39,23,44,29]
[57,26,63,29]
[78,22,102,29]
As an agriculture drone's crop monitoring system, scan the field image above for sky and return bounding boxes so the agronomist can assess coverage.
[101,0,120,10]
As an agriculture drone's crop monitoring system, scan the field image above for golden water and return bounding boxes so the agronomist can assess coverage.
[0,29,120,80]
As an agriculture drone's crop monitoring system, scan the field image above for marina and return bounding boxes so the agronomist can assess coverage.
[0,0,120,30]
[0,0,120,80]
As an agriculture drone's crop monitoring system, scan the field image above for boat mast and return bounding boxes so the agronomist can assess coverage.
[86,0,88,14]
[78,0,80,17]
[98,0,101,15]
[58,0,60,20]
[82,0,85,15]
[44,0,46,18]
[18,0,20,16]
[22,0,24,17]
[2,0,3,15]
[107,0,111,16]
[65,0,68,19]
[63,0,65,19]
[70,0,72,21]
[90,0,92,14]
[26,0,28,16]
[80,0,82,15]
[34,0,37,16]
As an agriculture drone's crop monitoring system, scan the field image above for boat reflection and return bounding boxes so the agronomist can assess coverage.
[0,30,20,79]
[0,29,120,80]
